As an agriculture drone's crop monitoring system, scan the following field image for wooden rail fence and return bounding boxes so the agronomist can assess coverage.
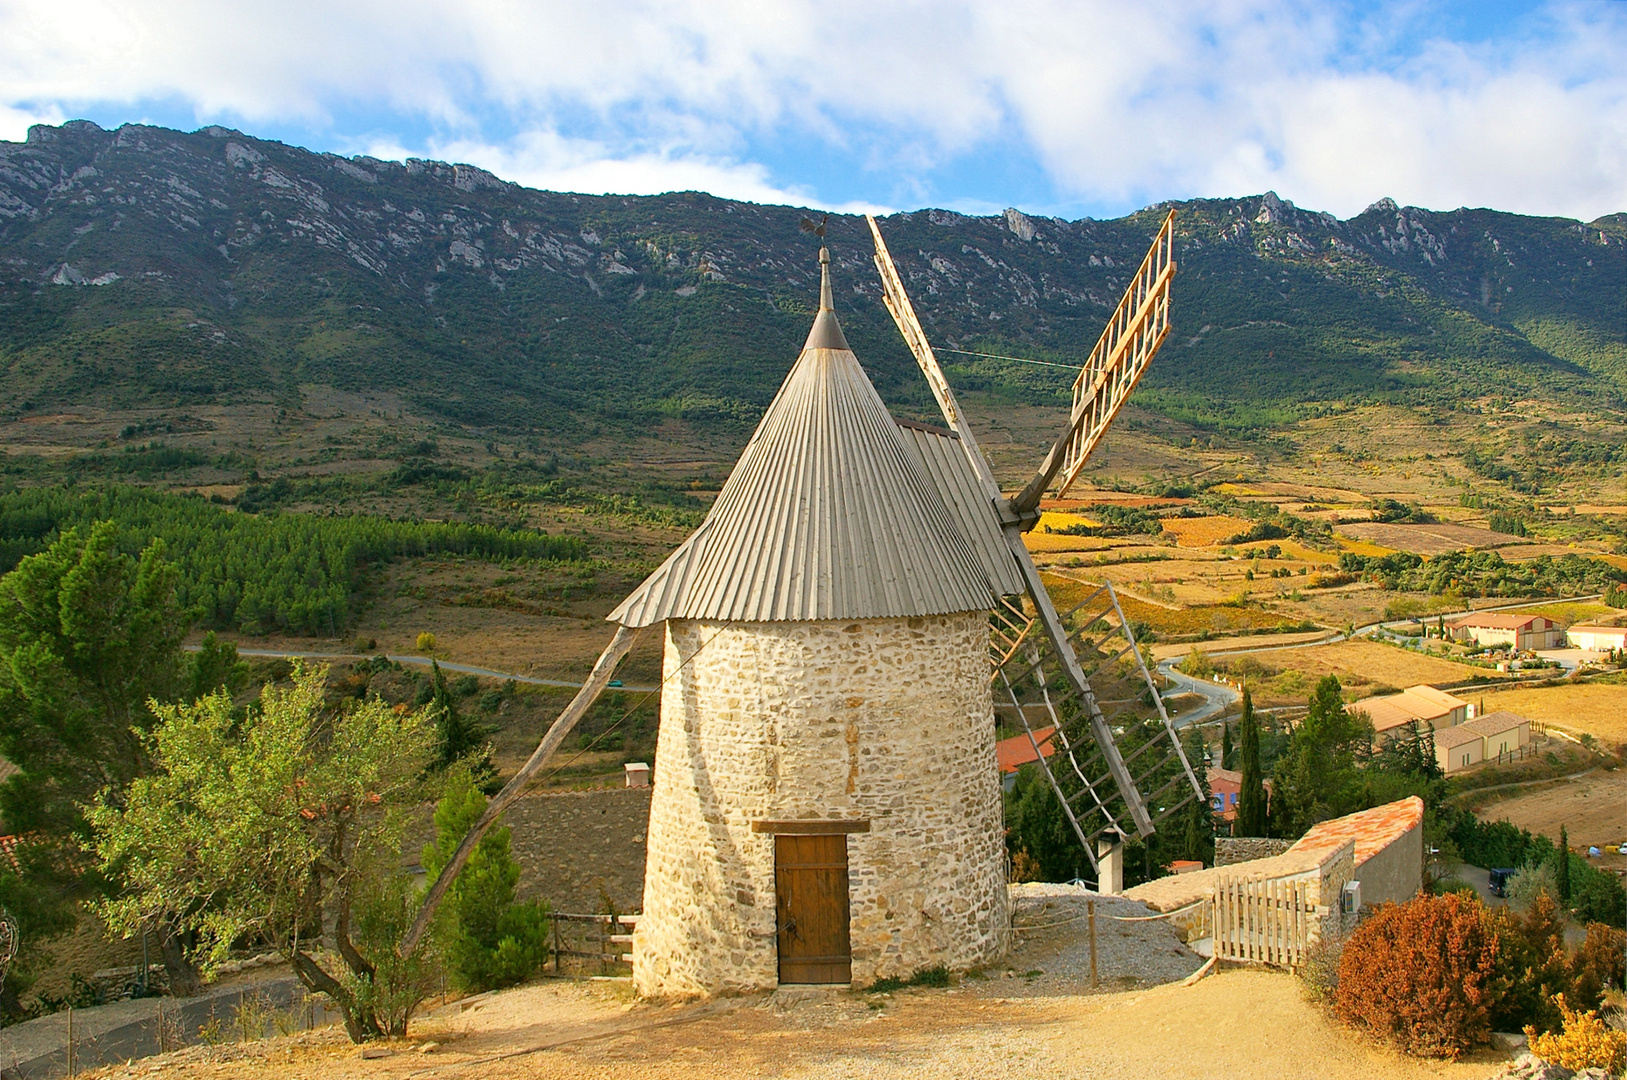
[549,912,641,972]
[1211,877,1311,970]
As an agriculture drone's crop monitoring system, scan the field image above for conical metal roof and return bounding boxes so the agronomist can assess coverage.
[609,248,1000,626]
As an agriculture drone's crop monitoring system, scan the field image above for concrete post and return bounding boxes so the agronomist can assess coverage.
[1097,839,1124,896]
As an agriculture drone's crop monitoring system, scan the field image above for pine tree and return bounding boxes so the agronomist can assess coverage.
[1236,690,1268,837]
[1222,721,1235,770]
[1554,824,1572,903]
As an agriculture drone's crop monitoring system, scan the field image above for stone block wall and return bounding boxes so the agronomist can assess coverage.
[1215,837,1293,866]
[632,613,1010,997]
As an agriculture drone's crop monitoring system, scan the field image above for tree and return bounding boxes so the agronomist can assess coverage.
[1221,720,1235,770]
[90,663,440,1042]
[426,661,496,790]
[1235,690,1268,837]
[421,770,550,991]
[1004,766,1083,883]
[0,522,210,1002]
[1270,676,1373,839]
[1555,824,1572,904]
[1176,726,1214,865]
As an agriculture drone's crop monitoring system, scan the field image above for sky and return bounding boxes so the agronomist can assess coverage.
[2,0,1624,222]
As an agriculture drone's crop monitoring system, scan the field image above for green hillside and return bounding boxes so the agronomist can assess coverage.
[1,120,1623,443]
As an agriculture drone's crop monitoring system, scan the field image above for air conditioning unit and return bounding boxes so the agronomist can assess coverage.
[1341,880,1362,915]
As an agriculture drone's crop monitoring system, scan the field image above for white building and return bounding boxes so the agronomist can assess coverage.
[1567,624,1627,652]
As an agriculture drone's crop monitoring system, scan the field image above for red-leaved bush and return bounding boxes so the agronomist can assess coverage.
[1334,893,1501,1057]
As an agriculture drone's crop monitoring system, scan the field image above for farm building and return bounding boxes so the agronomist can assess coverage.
[619,249,1016,996]
[1433,710,1532,772]
[1567,623,1627,651]
[1434,725,1484,774]
[1352,684,1470,741]
[1446,612,1564,650]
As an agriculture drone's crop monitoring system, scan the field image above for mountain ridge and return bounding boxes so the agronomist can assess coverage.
[2,119,1623,442]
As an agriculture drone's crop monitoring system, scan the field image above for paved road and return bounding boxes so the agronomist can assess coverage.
[206,647,661,694]
[1156,657,1239,728]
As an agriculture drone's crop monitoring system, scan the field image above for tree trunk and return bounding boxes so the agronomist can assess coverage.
[290,949,375,1044]
[158,925,203,997]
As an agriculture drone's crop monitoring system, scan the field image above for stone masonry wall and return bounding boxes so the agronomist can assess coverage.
[1214,837,1293,866]
[632,613,1010,997]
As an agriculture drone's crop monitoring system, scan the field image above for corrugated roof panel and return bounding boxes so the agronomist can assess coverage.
[896,421,1027,598]
[609,343,1000,626]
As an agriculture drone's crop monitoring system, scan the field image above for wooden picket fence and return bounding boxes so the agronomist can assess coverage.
[1211,877,1312,970]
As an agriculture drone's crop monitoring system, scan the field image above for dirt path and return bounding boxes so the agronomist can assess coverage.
[91,968,1505,1080]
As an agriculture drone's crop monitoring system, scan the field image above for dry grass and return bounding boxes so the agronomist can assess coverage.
[1336,536,1398,557]
[1473,682,1627,745]
[1043,573,1291,636]
[1025,532,1120,554]
[1468,769,1627,850]
[1161,515,1255,547]
[1335,521,1522,554]
[1510,601,1624,626]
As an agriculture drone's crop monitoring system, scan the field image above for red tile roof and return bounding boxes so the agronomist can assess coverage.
[996,727,1057,774]
[1289,796,1424,865]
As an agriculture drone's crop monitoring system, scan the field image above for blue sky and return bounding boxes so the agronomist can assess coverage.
[2,0,1623,221]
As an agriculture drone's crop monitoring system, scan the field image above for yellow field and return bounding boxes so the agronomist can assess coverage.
[1161,515,1254,547]
[1036,510,1100,531]
[1474,682,1627,745]
[1239,538,1339,564]
[1210,639,1497,707]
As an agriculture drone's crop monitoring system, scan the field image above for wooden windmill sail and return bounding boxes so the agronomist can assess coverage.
[868,210,1199,870]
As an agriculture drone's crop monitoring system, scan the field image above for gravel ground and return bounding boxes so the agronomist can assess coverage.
[985,884,1205,997]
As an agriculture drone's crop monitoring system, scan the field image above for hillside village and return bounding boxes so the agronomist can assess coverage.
[0,117,1623,1079]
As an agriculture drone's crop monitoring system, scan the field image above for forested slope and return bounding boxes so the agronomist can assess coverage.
[1,120,1623,439]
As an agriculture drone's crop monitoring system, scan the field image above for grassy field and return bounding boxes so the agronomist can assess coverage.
[1473,680,1627,745]
[1187,638,1503,707]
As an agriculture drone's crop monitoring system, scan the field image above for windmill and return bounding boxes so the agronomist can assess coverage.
[403,211,1200,990]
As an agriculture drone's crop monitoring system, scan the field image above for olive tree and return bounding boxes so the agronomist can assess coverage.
[91,663,439,1041]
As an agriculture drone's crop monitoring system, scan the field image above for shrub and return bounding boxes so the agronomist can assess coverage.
[1490,892,1573,1034]
[416,631,437,652]
[422,771,551,992]
[1569,923,1627,1013]
[1525,995,1627,1074]
[1334,893,1500,1057]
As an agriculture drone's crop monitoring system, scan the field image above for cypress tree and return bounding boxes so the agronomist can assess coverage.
[1555,824,1572,903]
[1236,689,1267,837]
[428,661,496,791]
[1222,721,1235,770]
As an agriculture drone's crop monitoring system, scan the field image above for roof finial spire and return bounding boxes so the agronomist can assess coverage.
[798,214,848,352]
[819,245,834,312]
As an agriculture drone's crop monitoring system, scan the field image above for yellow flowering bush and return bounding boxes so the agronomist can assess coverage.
[1525,995,1627,1074]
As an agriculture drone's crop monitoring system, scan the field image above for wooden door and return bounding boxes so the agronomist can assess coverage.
[774,833,851,985]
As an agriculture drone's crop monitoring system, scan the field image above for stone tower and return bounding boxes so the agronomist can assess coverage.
[613,247,1016,996]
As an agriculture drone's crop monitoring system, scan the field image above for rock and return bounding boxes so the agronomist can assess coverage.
[358,1045,394,1059]
[415,1041,439,1053]
[1491,1032,1529,1052]
[1485,1052,1575,1080]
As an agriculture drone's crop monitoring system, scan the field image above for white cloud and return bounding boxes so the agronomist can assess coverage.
[1,0,1623,219]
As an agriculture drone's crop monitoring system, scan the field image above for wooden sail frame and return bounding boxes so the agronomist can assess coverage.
[867,211,1201,870]
[1012,209,1177,513]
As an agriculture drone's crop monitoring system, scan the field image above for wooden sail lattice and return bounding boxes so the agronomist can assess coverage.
[991,581,1200,872]
[1012,209,1177,512]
